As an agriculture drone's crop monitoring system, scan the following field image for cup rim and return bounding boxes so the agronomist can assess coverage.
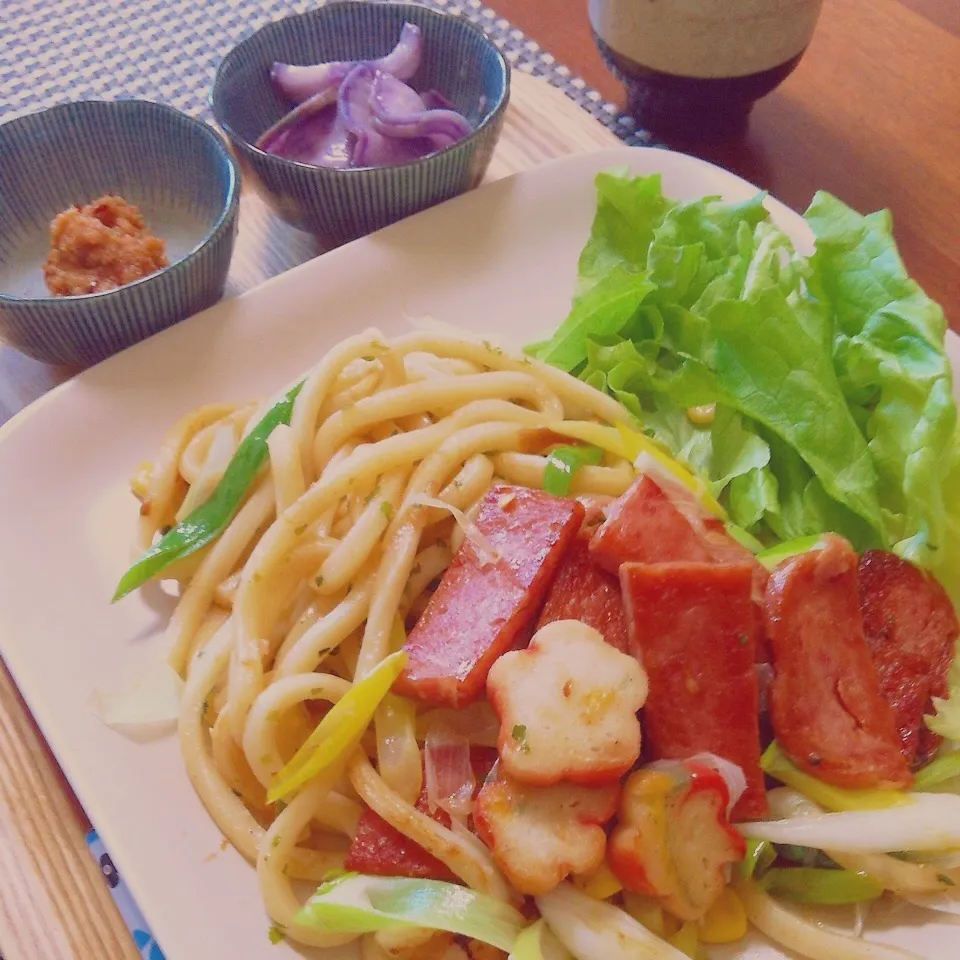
[0,99,241,306]
[210,0,511,177]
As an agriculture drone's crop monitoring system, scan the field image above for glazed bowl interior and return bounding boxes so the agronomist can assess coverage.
[0,99,236,301]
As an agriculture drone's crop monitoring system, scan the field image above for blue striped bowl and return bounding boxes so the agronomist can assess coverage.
[0,100,239,367]
[211,1,510,246]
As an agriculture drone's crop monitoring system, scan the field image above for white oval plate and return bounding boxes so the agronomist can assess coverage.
[1,146,956,960]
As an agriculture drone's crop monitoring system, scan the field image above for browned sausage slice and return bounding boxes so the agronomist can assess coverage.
[620,560,767,820]
[859,550,958,768]
[764,535,912,789]
[395,485,584,707]
[536,537,633,655]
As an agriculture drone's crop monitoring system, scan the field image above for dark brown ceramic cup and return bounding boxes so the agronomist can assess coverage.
[589,0,824,139]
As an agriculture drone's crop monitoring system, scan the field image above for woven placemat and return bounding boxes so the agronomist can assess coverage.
[0,0,652,146]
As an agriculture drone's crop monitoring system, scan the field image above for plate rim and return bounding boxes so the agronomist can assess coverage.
[0,143,950,960]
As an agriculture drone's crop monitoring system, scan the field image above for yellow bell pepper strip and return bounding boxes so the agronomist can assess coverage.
[760,867,884,905]
[113,382,303,601]
[267,650,407,803]
[544,420,633,460]
[574,861,624,901]
[622,891,669,939]
[697,887,747,944]
[388,614,407,653]
[616,423,726,520]
[667,921,702,959]
[912,751,960,791]
[543,445,604,496]
[761,742,911,812]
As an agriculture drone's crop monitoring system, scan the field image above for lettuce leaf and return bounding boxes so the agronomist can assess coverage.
[530,171,960,610]
[927,642,960,741]
[805,191,960,591]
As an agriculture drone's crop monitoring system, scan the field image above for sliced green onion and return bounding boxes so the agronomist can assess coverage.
[755,535,826,572]
[543,445,603,496]
[113,382,303,600]
[267,650,406,803]
[724,522,765,554]
[738,837,775,879]
[913,752,960,791]
[295,873,526,951]
[761,867,884,905]
[509,918,572,960]
[761,741,911,811]
[775,844,837,869]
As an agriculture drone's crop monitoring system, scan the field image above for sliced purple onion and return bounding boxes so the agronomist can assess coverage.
[256,81,341,153]
[258,23,471,170]
[339,63,431,168]
[260,107,352,168]
[373,22,423,82]
[421,89,453,110]
[270,22,422,104]
[269,60,352,106]
[370,70,472,150]
[337,62,377,138]
[371,69,426,118]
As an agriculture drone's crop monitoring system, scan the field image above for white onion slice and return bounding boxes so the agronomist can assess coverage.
[92,659,183,738]
[741,793,960,853]
[689,751,747,817]
[735,878,922,960]
[405,494,499,565]
[417,701,501,748]
[536,882,687,960]
[901,891,960,919]
[424,724,475,819]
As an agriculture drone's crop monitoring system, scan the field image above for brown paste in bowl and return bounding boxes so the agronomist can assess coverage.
[43,195,168,296]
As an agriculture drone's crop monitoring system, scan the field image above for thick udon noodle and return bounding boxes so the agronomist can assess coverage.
[135,330,635,950]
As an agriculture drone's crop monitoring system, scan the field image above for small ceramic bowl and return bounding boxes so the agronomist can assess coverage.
[0,100,240,367]
[211,1,510,247]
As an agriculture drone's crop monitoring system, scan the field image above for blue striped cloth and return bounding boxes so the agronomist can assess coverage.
[0,0,652,146]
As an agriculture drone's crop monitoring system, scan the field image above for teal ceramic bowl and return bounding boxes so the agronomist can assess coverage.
[211,1,510,247]
[0,100,240,367]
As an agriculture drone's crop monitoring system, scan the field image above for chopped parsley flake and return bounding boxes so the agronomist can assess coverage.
[511,724,531,753]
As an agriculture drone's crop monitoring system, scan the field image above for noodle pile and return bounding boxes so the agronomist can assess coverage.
[132,329,634,951]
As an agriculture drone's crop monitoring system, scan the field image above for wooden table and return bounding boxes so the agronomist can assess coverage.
[496,0,960,330]
[0,72,621,960]
[1,1,957,953]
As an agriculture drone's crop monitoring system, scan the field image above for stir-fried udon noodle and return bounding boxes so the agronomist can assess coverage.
[126,329,957,960]
[132,332,630,946]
